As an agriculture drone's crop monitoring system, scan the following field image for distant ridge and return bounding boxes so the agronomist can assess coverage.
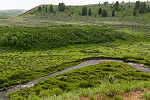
[0,9,26,19]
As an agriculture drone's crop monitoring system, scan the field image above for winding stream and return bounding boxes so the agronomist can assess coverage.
[0,59,150,99]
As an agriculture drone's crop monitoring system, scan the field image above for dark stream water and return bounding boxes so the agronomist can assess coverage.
[0,59,150,99]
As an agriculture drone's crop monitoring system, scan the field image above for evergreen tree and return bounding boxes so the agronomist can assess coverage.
[139,2,147,13]
[112,10,115,17]
[114,1,119,11]
[58,3,65,11]
[135,1,140,9]
[38,7,42,11]
[88,8,92,16]
[147,7,150,12]
[45,6,48,12]
[98,8,102,15]
[104,2,108,5]
[50,4,53,13]
[101,9,107,17]
[82,7,87,16]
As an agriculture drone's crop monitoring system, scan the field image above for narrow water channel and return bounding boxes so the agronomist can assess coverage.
[0,59,150,99]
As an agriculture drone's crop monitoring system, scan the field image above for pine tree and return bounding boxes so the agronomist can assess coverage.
[101,9,107,17]
[82,7,87,16]
[139,2,147,13]
[98,8,102,15]
[88,8,92,16]
[50,4,53,13]
[38,7,42,11]
[135,1,140,9]
[104,2,108,5]
[45,6,48,12]
[114,1,119,11]
[58,3,65,11]
[112,10,115,17]
[147,7,150,12]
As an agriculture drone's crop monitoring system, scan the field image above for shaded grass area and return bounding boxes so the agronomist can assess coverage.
[0,26,135,50]
[8,61,150,99]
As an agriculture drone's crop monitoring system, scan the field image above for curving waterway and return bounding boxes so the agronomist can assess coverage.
[0,59,150,99]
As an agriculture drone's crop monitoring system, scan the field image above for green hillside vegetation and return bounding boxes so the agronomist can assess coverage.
[0,2,150,34]
[27,2,150,18]
[8,61,150,99]
[0,25,149,94]
[0,25,141,91]
[0,1,150,100]
[0,26,137,50]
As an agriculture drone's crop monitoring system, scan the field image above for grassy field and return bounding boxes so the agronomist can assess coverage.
[8,61,150,99]
[1,2,150,34]
[0,1,150,100]
[0,25,142,91]
[1,34,150,98]
[0,26,150,99]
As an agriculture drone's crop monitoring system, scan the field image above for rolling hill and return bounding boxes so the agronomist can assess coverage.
[1,2,150,34]
[1,1,150,100]
[0,9,26,19]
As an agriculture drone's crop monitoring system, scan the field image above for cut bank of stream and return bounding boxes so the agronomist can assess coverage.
[0,59,150,99]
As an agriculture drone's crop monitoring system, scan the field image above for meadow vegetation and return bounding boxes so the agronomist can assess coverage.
[0,25,150,99]
[0,1,150,100]
[0,26,134,50]
[8,61,150,99]
[1,2,150,34]
[0,25,141,91]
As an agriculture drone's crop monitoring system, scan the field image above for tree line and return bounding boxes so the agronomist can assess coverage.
[37,2,113,17]
[133,1,150,16]
[38,3,65,13]
[37,1,150,17]
[81,1,120,17]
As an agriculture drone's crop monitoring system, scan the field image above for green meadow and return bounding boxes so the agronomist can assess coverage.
[0,1,150,100]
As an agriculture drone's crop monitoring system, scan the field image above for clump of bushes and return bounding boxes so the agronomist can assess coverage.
[0,26,135,50]
[79,80,94,88]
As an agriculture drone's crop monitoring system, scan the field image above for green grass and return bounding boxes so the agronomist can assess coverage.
[0,25,147,91]
[7,61,150,99]
[1,41,150,91]
[1,2,150,35]
[0,2,149,35]
[0,1,150,100]
[43,81,150,100]
[0,25,136,50]
[142,93,150,100]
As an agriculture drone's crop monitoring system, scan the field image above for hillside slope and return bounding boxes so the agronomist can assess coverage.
[0,9,26,19]
[1,2,149,34]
